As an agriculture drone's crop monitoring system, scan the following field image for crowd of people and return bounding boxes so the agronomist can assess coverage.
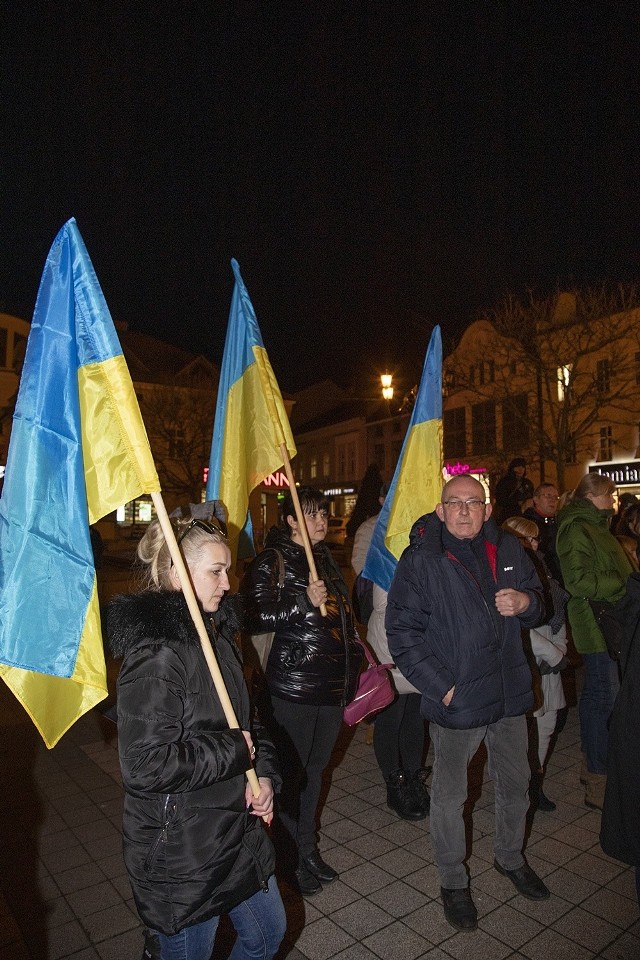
[105,462,640,957]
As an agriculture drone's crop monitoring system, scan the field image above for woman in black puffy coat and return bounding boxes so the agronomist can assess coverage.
[241,487,363,897]
[107,516,286,960]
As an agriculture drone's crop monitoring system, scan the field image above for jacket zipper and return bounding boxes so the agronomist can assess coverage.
[144,794,177,872]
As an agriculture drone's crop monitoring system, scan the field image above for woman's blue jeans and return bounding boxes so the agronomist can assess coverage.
[153,877,286,960]
[580,652,620,774]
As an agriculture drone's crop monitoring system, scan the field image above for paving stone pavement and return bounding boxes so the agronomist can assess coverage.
[0,665,638,960]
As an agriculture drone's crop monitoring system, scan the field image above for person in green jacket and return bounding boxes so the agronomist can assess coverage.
[556,473,634,810]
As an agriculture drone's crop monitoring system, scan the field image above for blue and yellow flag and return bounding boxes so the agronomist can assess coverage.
[363,326,443,592]
[207,259,296,563]
[0,219,160,748]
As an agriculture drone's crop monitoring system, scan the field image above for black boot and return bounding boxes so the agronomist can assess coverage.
[411,767,431,816]
[386,770,426,820]
[530,770,556,812]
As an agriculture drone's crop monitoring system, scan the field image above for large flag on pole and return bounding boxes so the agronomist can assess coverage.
[363,325,443,592]
[207,259,296,563]
[0,219,160,748]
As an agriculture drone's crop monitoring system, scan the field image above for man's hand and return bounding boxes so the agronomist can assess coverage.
[495,588,530,617]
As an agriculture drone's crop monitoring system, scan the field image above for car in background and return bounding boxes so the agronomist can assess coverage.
[325,516,348,548]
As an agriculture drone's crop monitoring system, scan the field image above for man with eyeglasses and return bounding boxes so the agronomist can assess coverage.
[386,475,549,932]
[523,483,563,584]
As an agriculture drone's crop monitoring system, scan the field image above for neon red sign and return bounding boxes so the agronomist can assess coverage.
[263,471,290,488]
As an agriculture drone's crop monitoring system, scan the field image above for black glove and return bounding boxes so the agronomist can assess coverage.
[538,660,553,675]
[551,655,570,673]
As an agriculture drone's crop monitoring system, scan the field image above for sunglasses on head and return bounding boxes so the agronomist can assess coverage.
[175,517,227,545]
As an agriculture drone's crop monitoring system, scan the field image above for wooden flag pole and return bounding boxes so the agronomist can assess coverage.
[151,491,268,816]
[280,442,327,617]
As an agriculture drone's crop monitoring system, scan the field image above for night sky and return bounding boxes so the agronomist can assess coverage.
[3,2,640,396]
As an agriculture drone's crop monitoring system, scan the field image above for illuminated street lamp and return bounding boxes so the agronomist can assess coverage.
[381,373,393,401]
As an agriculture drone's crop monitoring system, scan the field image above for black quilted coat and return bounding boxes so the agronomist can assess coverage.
[106,591,279,936]
[241,527,363,706]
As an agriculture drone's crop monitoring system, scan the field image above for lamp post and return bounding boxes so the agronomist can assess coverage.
[381,373,394,402]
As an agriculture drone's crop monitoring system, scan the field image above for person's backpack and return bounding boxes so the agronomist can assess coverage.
[351,572,374,624]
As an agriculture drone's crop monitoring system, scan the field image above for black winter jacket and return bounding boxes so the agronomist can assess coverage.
[385,512,544,729]
[107,591,279,936]
[241,526,363,705]
[600,573,640,867]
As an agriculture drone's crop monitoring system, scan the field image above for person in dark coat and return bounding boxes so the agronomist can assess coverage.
[523,482,563,584]
[107,516,285,960]
[600,572,640,906]
[241,487,363,897]
[386,475,548,933]
[493,458,534,525]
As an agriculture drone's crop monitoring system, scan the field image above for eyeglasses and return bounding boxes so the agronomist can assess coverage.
[176,517,227,545]
[441,498,486,511]
[526,536,540,544]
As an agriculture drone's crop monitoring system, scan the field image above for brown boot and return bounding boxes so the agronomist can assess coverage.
[584,770,607,810]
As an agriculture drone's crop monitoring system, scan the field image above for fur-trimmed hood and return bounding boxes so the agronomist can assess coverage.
[106,590,245,659]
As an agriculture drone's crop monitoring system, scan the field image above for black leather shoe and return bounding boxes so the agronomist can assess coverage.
[301,849,338,883]
[294,863,322,896]
[537,788,556,812]
[440,887,478,931]
[494,860,550,900]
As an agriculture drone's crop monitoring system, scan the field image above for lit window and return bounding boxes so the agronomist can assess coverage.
[310,452,318,479]
[557,364,572,401]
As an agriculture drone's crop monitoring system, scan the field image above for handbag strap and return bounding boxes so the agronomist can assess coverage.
[356,636,377,668]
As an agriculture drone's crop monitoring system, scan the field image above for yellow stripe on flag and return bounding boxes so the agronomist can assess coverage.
[0,578,107,748]
[218,349,295,554]
[385,417,443,561]
[79,355,160,523]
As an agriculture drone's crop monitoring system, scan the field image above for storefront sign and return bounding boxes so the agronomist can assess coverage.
[589,460,640,485]
[444,462,488,476]
[262,471,289,487]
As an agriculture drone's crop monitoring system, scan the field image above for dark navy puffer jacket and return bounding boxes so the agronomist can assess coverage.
[385,512,544,729]
[241,527,363,706]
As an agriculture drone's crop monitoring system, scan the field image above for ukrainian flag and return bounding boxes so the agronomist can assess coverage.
[0,219,160,748]
[207,259,296,563]
[363,326,443,592]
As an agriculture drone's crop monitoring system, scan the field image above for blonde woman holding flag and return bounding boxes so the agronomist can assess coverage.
[107,516,286,960]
